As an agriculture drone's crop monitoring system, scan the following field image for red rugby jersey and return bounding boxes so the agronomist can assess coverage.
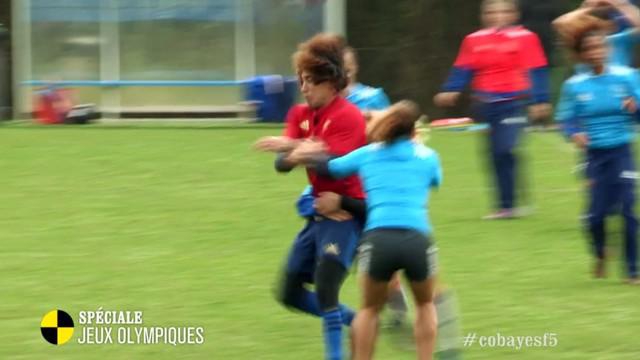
[284,96,366,199]
[453,26,547,95]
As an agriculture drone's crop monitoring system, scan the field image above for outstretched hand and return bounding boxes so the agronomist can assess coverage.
[287,139,328,164]
[253,136,296,153]
[623,97,638,114]
[434,92,461,108]
[572,132,590,150]
[528,103,552,121]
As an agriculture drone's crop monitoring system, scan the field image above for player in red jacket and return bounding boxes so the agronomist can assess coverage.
[255,34,366,360]
[435,0,551,219]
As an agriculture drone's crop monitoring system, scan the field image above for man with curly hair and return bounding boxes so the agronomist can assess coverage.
[255,33,367,360]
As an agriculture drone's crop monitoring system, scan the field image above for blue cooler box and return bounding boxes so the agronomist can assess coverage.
[245,75,298,122]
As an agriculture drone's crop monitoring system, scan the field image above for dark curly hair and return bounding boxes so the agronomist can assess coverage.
[292,33,348,91]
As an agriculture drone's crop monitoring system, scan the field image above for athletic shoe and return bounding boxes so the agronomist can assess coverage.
[482,209,516,220]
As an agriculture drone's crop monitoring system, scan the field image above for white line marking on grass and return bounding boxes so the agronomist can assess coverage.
[0,252,94,258]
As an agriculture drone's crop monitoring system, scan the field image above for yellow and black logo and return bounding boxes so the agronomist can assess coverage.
[41,310,74,345]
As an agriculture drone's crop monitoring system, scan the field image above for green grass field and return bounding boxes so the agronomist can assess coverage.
[1,123,639,359]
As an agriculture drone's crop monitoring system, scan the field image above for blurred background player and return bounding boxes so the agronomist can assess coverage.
[296,45,410,328]
[288,101,442,360]
[553,0,640,220]
[342,46,391,114]
[254,33,366,360]
[434,0,550,220]
[555,30,640,284]
[554,0,640,69]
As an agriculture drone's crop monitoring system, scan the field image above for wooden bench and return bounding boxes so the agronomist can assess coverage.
[100,103,257,119]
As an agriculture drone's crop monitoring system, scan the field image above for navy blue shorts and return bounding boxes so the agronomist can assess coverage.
[285,217,362,283]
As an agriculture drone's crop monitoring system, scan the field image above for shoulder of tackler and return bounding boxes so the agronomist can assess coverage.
[414,143,438,160]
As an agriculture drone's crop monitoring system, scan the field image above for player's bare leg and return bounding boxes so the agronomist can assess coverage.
[353,275,388,360]
[410,277,438,360]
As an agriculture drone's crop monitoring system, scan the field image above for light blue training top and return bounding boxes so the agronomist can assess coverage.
[327,138,442,234]
[556,65,640,149]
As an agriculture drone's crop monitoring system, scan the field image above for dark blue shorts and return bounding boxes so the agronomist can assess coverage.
[285,217,362,283]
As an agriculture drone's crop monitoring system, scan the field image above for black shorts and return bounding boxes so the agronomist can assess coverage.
[357,228,437,282]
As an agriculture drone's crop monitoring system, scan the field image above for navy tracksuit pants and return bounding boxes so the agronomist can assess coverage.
[586,144,638,277]
[475,100,527,210]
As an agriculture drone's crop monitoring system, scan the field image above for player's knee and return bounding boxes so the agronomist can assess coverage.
[491,144,512,157]
[315,257,347,311]
[276,272,303,308]
[359,306,382,319]
[277,289,296,309]
[414,302,437,335]
[315,281,340,311]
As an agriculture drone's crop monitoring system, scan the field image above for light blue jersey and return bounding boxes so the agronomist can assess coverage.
[556,65,640,149]
[327,139,442,234]
[345,83,391,111]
